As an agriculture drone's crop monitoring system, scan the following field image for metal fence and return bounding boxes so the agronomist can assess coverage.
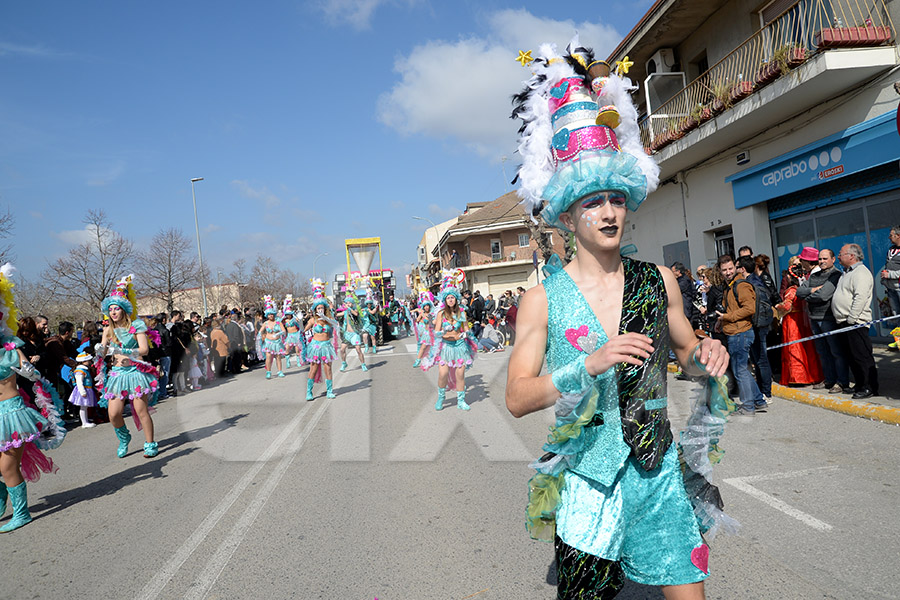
[640,0,895,151]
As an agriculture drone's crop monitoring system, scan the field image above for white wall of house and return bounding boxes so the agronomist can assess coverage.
[628,67,899,270]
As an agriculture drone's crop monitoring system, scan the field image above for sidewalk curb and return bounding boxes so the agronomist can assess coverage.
[667,363,900,425]
[770,384,900,426]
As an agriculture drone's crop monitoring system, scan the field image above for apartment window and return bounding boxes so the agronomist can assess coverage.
[518,233,530,248]
[491,239,502,261]
[690,51,709,82]
[759,0,798,26]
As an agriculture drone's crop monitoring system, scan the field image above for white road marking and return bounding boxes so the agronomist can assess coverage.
[405,343,418,353]
[136,402,315,600]
[723,466,839,532]
[184,397,333,600]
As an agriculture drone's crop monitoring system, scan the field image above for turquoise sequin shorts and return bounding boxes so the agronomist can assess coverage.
[555,444,708,587]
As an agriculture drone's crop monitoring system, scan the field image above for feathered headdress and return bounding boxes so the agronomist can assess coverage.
[364,287,376,307]
[511,35,659,230]
[101,274,137,316]
[283,294,294,315]
[263,295,278,316]
[437,268,465,308]
[310,279,329,311]
[418,289,435,309]
[0,263,20,340]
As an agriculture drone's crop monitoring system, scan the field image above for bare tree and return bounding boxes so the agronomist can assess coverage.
[525,217,556,264]
[250,255,285,298]
[136,228,201,312]
[0,207,14,263]
[229,258,251,309]
[42,209,135,309]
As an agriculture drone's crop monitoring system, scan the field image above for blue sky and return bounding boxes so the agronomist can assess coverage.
[1,0,649,292]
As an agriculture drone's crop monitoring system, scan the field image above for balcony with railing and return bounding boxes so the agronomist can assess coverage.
[640,0,896,177]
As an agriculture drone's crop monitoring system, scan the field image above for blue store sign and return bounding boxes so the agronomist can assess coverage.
[726,110,900,209]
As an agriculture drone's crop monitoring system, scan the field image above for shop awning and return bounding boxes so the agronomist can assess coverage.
[726,109,900,209]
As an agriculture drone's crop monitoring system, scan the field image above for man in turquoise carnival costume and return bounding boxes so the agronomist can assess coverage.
[506,39,732,599]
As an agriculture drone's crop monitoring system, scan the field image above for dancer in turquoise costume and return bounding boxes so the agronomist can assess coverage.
[258,295,286,379]
[506,40,732,599]
[411,290,436,368]
[304,279,339,399]
[68,352,98,428]
[97,275,160,459]
[338,285,368,373]
[420,269,477,411]
[0,263,66,532]
[282,295,305,369]
[361,290,379,354]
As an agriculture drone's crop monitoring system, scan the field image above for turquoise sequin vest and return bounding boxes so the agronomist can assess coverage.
[544,257,672,484]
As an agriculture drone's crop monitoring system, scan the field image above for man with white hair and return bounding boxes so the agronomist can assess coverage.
[832,243,878,399]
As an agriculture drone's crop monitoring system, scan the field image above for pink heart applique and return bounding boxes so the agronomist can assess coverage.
[691,544,709,574]
[565,326,590,352]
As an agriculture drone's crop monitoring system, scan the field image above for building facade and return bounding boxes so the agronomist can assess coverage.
[608,0,900,335]
[436,192,567,297]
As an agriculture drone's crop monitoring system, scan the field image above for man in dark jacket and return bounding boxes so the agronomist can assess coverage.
[470,290,485,338]
[154,313,173,399]
[42,321,79,408]
[224,312,246,374]
[671,262,700,328]
[797,248,849,393]
[169,310,193,393]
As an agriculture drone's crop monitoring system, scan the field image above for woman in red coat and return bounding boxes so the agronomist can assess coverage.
[774,262,823,385]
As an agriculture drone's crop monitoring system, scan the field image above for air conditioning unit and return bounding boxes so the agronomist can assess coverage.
[646,48,676,75]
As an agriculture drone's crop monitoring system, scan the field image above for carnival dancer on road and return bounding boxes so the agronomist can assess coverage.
[412,290,436,368]
[282,295,305,370]
[304,279,339,400]
[0,263,66,532]
[96,275,159,459]
[506,41,733,599]
[362,290,379,355]
[258,295,286,379]
[338,287,368,373]
[420,269,477,410]
[68,352,98,428]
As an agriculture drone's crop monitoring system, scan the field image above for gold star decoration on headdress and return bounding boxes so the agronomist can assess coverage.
[515,50,533,67]
[615,56,633,76]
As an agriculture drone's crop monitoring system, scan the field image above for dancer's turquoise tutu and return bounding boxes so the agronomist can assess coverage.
[306,339,337,363]
[103,365,158,402]
[261,338,286,356]
[0,396,50,452]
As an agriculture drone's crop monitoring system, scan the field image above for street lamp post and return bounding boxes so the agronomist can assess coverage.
[313,252,328,281]
[412,215,443,270]
[190,177,209,317]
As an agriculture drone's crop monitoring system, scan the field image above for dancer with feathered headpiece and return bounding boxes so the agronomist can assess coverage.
[97,274,160,459]
[0,263,67,532]
[282,294,305,370]
[361,286,379,354]
[420,269,477,410]
[257,295,286,379]
[304,279,339,399]
[506,36,733,598]
[411,289,436,368]
[337,277,368,373]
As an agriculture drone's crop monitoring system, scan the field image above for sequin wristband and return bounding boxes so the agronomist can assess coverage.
[551,355,597,395]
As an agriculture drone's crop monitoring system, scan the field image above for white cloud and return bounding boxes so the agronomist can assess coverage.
[203,224,221,234]
[377,9,621,159]
[86,161,125,186]
[53,225,115,246]
[0,41,70,59]
[316,0,418,30]
[390,200,405,210]
[29,211,43,220]
[231,180,281,208]
[427,203,461,220]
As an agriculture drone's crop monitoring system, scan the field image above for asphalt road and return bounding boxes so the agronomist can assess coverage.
[3,339,899,599]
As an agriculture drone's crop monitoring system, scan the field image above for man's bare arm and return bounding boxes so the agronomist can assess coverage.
[505,285,558,418]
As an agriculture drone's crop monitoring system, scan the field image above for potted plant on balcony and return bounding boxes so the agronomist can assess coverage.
[709,81,733,115]
[678,112,699,136]
[815,19,892,48]
[729,78,754,103]
[693,102,713,124]
[773,43,807,71]
[649,126,672,152]
[754,58,781,87]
